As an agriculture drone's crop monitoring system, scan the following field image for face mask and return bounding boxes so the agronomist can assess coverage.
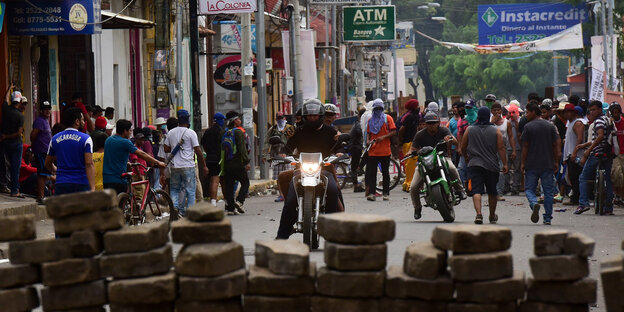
[303,117,323,130]
[466,107,478,124]
[485,101,494,109]
[277,119,287,129]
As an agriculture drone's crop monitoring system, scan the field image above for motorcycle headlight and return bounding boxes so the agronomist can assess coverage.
[301,162,321,175]
[422,154,435,169]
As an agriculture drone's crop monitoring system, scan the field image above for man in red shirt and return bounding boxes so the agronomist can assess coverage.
[70,92,94,133]
[365,99,396,201]
[610,102,624,199]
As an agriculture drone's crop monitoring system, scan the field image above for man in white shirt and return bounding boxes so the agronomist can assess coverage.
[164,110,208,215]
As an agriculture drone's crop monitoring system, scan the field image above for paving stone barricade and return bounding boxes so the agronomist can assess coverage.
[0,192,607,311]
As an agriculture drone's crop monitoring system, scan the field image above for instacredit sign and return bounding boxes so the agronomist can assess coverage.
[343,5,395,42]
[200,0,257,15]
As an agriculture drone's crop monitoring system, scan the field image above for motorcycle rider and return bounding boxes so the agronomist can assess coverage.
[409,112,467,220]
[276,99,342,239]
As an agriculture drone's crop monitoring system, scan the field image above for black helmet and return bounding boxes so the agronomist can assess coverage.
[609,101,621,112]
[295,108,302,117]
[301,99,325,116]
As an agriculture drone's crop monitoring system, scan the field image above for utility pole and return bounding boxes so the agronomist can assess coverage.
[331,5,337,104]
[606,0,614,88]
[392,48,398,113]
[176,0,183,109]
[294,1,304,107]
[553,51,558,97]
[375,56,381,99]
[287,4,301,112]
[241,13,256,178]
[256,0,269,179]
[356,49,364,98]
[600,0,609,90]
[189,0,202,131]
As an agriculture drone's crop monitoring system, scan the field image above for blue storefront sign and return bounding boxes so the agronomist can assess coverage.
[478,3,588,45]
[0,3,6,33]
[7,0,101,36]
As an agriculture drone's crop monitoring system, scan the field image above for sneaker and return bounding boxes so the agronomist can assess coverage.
[554,194,563,202]
[531,204,541,223]
[543,220,551,225]
[383,194,389,201]
[489,214,498,224]
[226,209,239,216]
[474,214,483,224]
[274,195,284,202]
[497,196,506,201]
[210,199,217,206]
[354,185,365,193]
[456,189,468,200]
[573,206,590,215]
[0,185,9,194]
[234,201,246,214]
[366,194,376,201]
[413,208,422,220]
[563,200,579,206]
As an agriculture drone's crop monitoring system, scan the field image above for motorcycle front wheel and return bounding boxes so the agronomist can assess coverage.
[431,184,455,222]
[302,186,315,249]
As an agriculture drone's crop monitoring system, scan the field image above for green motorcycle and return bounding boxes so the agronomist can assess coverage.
[402,140,460,222]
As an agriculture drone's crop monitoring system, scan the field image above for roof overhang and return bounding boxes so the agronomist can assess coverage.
[102,11,155,29]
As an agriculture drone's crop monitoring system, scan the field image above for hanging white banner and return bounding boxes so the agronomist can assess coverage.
[282,30,319,100]
[589,68,604,102]
[200,0,257,15]
[387,57,406,101]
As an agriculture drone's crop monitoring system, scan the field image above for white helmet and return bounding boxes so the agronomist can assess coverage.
[324,103,338,114]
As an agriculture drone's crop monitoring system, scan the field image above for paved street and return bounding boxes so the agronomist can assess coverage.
[30,187,623,311]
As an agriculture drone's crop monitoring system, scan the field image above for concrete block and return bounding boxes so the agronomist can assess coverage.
[316,266,385,298]
[244,296,310,312]
[42,258,100,287]
[246,264,316,296]
[449,251,513,281]
[254,240,309,275]
[324,241,386,271]
[45,189,117,218]
[0,262,39,288]
[0,286,39,312]
[100,244,173,279]
[529,255,588,281]
[186,201,225,222]
[311,296,380,312]
[601,255,624,312]
[518,301,589,312]
[385,265,454,301]
[175,242,244,277]
[0,215,35,242]
[9,238,72,264]
[380,298,447,312]
[103,221,169,254]
[53,209,124,236]
[455,270,525,303]
[175,298,242,312]
[403,241,446,279]
[110,304,174,312]
[534,229,568,256]
[70,230,103,257]
[317,213,395,244]
[108,272,177,304]
[527,277,597,304]
[564,232,595,257]
[171,218,232,244]
[431,224,512,254]
[41,280,106,311]
[178,268,246,301]
[59,307,106,312]
[447,302,517,312]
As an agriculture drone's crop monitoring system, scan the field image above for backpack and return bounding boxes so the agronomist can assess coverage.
[221,128,237,161]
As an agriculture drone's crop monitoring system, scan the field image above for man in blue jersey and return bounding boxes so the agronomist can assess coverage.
[45,108,95,195]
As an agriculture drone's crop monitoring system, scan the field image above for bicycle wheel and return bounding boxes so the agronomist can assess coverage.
[376,158,402,192]
[335,164,349,190]
[154,189,178,223]
[595,170,605,215]
[117,193,136,225]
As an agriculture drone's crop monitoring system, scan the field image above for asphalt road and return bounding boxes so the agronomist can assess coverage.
[32,187,623,311]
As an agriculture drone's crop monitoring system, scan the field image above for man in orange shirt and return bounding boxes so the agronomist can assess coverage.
[365,99,396,201]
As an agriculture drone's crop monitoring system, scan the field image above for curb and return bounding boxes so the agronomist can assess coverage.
[0,202,48,221]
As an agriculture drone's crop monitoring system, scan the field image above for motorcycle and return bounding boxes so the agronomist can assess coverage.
[269,134,350,249]
[401,139,459,222]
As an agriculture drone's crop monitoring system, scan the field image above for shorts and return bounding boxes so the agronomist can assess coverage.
[207,162,220,177]
[33,152,52,176]
[467,166,499,196]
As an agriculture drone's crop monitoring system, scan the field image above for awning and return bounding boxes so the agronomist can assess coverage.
[102,11,155,29]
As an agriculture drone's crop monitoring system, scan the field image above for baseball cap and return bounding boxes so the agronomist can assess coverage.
[563,103,576,111]
[484,94,496,101]
[134,133,145,140]
[556,101,568,111]
[424,112,440,123]
[177,109,190,124]
[11,91,22,103]
[40,101,52,110]
[465,100,476,108]
[574,106,584,116]
[20,96,28,103]
[106,123,115,130]
[154,117,166,126]
[226,111,240,121]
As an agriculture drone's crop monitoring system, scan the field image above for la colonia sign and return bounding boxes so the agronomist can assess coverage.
[200,0,257,14]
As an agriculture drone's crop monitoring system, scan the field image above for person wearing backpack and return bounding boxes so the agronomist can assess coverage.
[163,110,208,216]
[221,111,250,215]
[575,101,615,215]
[365,99,396,201]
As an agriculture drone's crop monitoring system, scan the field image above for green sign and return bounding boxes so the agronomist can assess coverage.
[343,5,395,42]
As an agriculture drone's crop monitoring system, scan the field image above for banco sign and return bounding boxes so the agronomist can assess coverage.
[343,6,395,42]
[478,2,588,45]
[200,0,257,15]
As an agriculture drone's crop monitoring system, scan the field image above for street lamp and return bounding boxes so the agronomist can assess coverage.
[427,2,441,7]
[431,16,447,22]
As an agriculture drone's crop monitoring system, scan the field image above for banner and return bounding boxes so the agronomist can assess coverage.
[478,3,588,45]
[200,0,257,15]
[282,30,318,100]
[7,0,101,36]
[219,23,256,53]
[343,5,395,42]
[387,57,405,101]
[310,0,370,3]
[589,68,604,102]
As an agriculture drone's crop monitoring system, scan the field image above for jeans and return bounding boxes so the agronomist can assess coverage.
[365,155,390,195]
[223,167,249,210]
[1,140,22,194]
[566,159,582,203]
[170,167,196,215]
[525,169,555,222]
[103,183,128,196]
[410,157,461,210]
[496,159,505,195]
[55,183,90,195]
[579,155,613,211]
[458,156,467,188]
[505,150,521,193]
[348,146,362,181]
[277,170,340,239]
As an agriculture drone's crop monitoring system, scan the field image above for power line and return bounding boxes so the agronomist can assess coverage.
[23,0,138,25]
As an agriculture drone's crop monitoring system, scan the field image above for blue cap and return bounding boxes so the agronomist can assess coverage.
[574,106,584,116]
[177,109,190,124]
[214,112,225,120]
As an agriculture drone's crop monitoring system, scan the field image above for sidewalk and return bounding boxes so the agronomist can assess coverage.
[0,194,46,220]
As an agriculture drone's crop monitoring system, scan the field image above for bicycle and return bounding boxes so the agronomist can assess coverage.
[335,141,402,192]
[118,163,178,225]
